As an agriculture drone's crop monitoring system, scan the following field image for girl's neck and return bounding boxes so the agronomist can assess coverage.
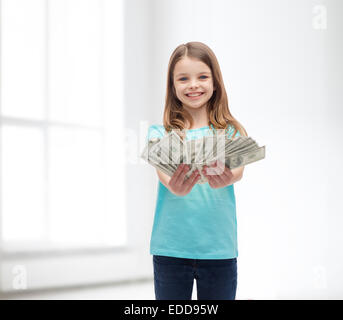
[183,104,209,130]
[186,122,209,130]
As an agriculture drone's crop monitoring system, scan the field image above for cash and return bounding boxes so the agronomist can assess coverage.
[141,129,265,184]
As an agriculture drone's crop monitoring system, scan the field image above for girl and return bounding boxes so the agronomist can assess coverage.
[147,42,248,300]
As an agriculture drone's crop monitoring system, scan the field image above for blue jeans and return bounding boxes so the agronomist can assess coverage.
[153,255,237,300]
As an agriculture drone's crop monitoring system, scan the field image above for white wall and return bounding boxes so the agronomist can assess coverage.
[145,0,343,299]
[0,0,157,294]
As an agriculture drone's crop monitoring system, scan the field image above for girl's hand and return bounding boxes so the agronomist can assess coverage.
[202,160,234,189]
[168,164,201,196]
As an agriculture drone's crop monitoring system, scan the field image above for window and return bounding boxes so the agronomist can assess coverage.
[0,0,126,253]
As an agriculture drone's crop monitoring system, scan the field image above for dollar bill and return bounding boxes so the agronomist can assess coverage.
[141,129,266,184]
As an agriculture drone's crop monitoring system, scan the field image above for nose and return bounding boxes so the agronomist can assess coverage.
[189,78,199,89]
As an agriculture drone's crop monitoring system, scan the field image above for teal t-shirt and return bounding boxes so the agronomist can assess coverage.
[147,124,241,259]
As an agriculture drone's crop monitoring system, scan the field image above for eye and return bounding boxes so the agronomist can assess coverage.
[178,75,208,81]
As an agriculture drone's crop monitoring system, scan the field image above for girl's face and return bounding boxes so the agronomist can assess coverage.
[173,57,215,111]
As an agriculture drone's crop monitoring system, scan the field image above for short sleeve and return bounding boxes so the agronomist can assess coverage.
[146,124,165,142]
[227,125,241,139]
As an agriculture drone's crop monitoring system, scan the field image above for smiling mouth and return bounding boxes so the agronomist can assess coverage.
[185,93,204,97]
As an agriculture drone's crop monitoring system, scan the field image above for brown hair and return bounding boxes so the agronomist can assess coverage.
[163,41,247,140]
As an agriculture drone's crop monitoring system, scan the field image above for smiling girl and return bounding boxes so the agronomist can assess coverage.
[146,42,248,300]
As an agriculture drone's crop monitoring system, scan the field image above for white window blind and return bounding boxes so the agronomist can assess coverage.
[0,0,126,253]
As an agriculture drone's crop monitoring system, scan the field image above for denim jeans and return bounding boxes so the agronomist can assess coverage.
[153,255,237,300]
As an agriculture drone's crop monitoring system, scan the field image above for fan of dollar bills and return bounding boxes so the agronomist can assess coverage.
[141,130,266,184]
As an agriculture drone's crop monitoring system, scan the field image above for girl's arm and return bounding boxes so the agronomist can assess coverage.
[231,166,244,182]
[156,169,171,189]
[157,165,244,191]
[202,162,245,189]
[155,165,200,196]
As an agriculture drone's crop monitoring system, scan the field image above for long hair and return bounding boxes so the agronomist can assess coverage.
[163,41,247,140]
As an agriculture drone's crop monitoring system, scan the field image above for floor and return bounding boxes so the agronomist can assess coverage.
[0,279,198,300]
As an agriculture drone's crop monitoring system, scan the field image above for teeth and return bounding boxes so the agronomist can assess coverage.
[187,93,202,97]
